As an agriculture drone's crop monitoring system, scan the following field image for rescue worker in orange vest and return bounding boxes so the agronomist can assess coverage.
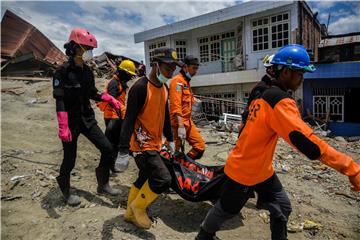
[53,28,121,206]
[195,44,360,240]
[169,55,205,160]
[97,60,137,173]
[117,48,182,229]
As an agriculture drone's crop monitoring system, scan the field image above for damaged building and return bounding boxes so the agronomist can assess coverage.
[1,10,67,77]
[134,0,324,116]
[303,32,360,136]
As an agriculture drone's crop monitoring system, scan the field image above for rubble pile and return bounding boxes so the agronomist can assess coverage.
[89,52,140,79]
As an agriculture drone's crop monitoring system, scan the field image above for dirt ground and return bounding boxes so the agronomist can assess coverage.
[1,78,359,240]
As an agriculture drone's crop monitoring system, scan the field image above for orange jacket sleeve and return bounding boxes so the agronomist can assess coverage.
[269,98,360,178]
[169,77,183,117]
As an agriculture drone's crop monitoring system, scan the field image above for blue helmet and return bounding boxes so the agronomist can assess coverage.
[270,44,316,72]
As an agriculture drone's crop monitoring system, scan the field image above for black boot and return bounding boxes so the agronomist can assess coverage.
[195,228,220,240]
[56,175,81,206]
[95,167,121,196]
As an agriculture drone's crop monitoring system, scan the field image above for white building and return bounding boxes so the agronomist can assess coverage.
[134,1,323,106]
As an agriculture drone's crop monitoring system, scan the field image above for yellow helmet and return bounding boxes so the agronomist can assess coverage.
[119,59,136,76]
[262,54,274,67]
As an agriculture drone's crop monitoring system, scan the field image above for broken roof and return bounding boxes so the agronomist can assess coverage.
[319,32,360,48]
[1,10,66,65]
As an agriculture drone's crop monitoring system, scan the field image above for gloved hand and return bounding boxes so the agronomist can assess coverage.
[101,92,121,110]
[115,152,130,172]
[168,141,175,155]
[57,112,72,142]
[349,171,360,191]
[178,126,186,140]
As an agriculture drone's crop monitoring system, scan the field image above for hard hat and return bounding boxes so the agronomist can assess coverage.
[262,54,274,68]
[184,55,200,66]
[68,28,97,48]
[152,48,184,67]
[270,44,315,72]
[119,59,136,76]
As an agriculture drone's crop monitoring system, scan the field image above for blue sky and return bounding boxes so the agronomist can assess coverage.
[1,1,360,62]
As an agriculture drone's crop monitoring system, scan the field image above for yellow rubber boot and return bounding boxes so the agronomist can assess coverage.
[130,181,158,229]
[124,185,139,222]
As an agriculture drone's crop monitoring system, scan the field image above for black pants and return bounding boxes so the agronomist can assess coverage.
[133,151,172,194]
[59,122,113,177]
[104,118,122,151]
[105,118,123,168]
[201,174,292,240]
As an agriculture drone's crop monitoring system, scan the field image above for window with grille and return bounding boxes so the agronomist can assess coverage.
[175,40,187,61]
[210,42,220,61]
[149,41,166,62]
[252,12,289,52]
[199,37,209,63]
[198,31,235,63]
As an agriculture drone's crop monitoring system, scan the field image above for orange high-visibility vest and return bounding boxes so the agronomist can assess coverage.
[130,82,168,152]
[97,75,126,119]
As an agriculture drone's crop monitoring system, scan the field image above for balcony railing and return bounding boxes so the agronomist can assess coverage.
[194,95,246,120]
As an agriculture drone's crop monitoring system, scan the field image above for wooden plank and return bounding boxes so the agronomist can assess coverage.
[1,76,51,82]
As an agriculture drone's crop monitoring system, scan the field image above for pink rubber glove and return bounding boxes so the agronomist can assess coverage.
[101,92,121,110]
[57,112,72,142]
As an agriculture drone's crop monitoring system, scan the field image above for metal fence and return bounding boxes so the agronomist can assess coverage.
[194,95,247,120]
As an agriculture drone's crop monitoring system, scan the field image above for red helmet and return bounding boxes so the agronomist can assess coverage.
[68,28,97,48]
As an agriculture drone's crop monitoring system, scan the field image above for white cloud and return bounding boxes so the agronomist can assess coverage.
[328,14,360,34]
[2,1,236,61]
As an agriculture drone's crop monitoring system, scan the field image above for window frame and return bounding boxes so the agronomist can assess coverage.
[251,12,290,52]
[148,40,167,62]
[198,31,235,63]
[175,40,187,61]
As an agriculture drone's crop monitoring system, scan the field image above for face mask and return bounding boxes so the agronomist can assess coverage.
[82,50,93,62]
[156,63,170,84]
[185,71,192,80]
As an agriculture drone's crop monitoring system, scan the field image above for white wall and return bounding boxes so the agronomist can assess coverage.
[143,2,299,75]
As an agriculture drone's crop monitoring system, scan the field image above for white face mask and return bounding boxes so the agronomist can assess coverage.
[156,63,170,84]
[82,50,93,61]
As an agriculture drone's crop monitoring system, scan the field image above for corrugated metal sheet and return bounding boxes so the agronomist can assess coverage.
[134,1,294,43]
[1,10,66,65]
[304,62,360,79]
[319,34,360,47]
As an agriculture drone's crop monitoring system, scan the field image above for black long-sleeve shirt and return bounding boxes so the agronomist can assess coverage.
[53,59,102,129]
[241,74,272,124]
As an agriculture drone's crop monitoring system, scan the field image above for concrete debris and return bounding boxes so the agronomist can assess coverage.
[287,222,304,233]
[10,174,33,181]
[1,195,23,201]
[259,212,270,224]
[1,86,25,95]
[89,52,140,78]
[26,98,48,106]
[303,220,323,230]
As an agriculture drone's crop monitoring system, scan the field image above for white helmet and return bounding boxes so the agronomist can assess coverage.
[263,54,274,68]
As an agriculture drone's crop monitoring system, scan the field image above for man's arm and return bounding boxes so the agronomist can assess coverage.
[163,101,173,142]
[53,67,66,112]
[107,78,120,97]
[118,78,147,153]
[88,69,102,101]
[169,79,183,125]
[270,99,360,190]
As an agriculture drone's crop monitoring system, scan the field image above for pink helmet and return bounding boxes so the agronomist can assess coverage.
[68,28,97,48]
